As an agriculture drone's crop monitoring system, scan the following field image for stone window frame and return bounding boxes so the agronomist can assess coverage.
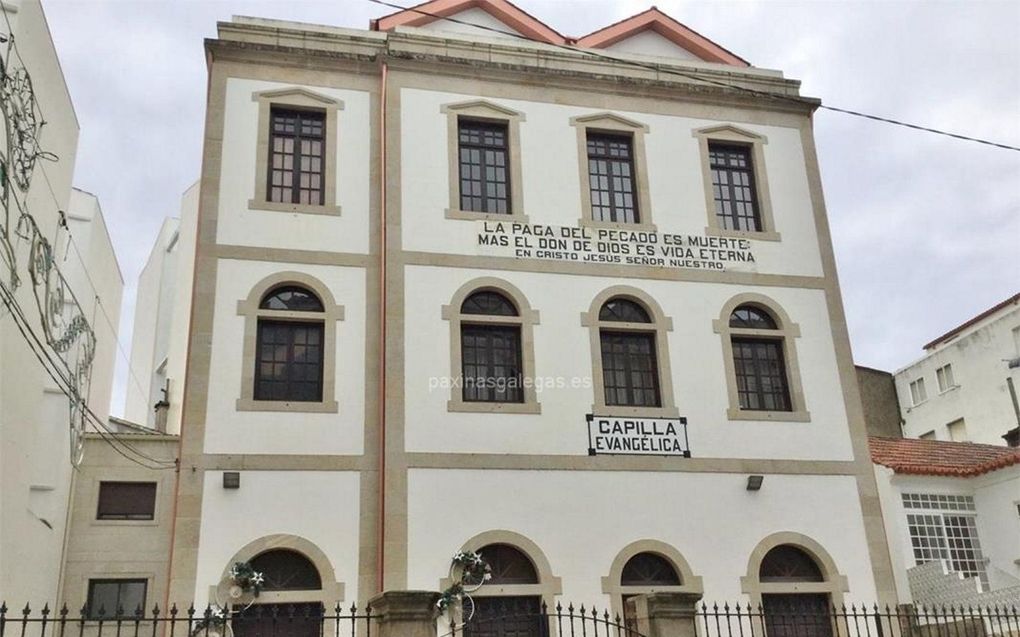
[582,286,679,419]
[441,100,527,222]
[570,112,655,231]
[82,573,154,618]
[713,293,809,423]
[441,277,541,414]
[693,124,780,242]
[210,534,346,607]
[236,272,344,413]
[740,532,849,609]
[601,540,704,621]
[439,530,563,627]
[249,87,344,216]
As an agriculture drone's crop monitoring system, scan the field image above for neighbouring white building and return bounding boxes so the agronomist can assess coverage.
[124,182,199,431]
[0,0,123,605]
[871,436,1020,606]
[98,1,903,628]
[894,293,1020,446]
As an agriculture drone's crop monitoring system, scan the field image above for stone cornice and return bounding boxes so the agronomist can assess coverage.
[208,20,819,114]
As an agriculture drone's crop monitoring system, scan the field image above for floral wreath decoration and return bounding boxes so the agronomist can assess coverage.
[437,551,492,614]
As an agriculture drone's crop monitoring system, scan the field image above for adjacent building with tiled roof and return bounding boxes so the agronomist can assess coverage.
[869,435,1020,477]
[870,435,1020,607]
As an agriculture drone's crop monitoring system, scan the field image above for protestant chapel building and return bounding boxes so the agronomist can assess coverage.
[99,0,900,625]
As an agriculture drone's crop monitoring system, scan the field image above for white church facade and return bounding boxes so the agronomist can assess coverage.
[97,0,899,627]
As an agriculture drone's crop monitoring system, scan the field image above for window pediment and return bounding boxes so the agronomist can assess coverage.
[693,124,767,144]
[441,99,525,121]
[251,87,345,110]
[570,111,649,133]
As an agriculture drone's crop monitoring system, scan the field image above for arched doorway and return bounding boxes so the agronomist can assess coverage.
[619,552,682,628]
[231,549,324,637]
[758,545,832,637]
[465,543,544,637]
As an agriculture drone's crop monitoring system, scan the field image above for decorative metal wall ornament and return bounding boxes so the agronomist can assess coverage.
[0,36,97,466]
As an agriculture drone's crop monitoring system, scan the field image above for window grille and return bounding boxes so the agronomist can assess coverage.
[709,143,761,232]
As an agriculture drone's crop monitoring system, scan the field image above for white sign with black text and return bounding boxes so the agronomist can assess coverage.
[586,415,690,457]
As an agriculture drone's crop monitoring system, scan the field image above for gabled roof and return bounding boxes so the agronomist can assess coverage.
[922,292,1019,351]
[870,436,1020,477]
[371,0,567,44]
[574,7,749,67]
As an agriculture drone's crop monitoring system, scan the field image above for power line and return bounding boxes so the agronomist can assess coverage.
[366,0,1020,153]
[0,276,175,470]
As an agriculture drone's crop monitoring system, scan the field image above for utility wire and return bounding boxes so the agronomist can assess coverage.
[0,279,175,470]
[366,0,1020,152]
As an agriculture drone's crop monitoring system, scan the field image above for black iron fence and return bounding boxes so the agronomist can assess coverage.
[0,603,378,637]
[2,602,1018,637]
[697,602,1020,637]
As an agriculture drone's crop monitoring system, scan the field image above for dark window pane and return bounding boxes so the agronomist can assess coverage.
[259,286,324,312]
[249,549,322,591]
[478,544,539,585]
[461,291,518,316]
[730,305,778,329]
[587,132,639,224]
[732,337,791,412]
[709,143,762,232]
[267,108,325,205]
[760,545,825,582]
[599,298,650,323]
[461,324,523,403]
[621,553,682,586]
[600,330,660,407]
[254,320,325,402]
[96,482,157,520]
[458,119,511,214]
[87,579,147,618]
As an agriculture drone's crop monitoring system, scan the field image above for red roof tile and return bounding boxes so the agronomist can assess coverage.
[869,436,1020,477]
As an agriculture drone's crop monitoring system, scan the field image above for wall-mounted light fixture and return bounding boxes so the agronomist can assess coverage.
[223,472,240,489]
[746,475,764,491]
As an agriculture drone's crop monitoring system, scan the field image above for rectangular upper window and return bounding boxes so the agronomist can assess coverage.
[87,579,147,618]
[600,330,660,407]
[909,378,927,406]
[709,143,762,232]
[936,363,956,392]
[586,132,639,224]
[255,320,325,402]
[731,337,792,412]
[268,108,325,206]
[460,323,523,403]
[96,482,157,520]
[457,119,511,214]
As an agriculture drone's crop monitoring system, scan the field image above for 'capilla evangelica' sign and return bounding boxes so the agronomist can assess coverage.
[586,414,690,457]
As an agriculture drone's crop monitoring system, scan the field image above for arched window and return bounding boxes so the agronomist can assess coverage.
[584,288,677,417]
[255,286,326,402]
[237,273,344,412]
[714,295,808,422]
[759,545,824,583]
[249,549,323,591]
[444,280,541,414]
[599,298,660,408]
[728,304,790,412]
[744,536,847,637]
[460,291,522,404]
[467,543,546,637]
[621,552,681,586]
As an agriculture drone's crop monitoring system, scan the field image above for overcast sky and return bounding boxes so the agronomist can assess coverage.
[40,0,1020,418]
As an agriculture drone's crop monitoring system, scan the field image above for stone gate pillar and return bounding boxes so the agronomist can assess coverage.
[368,591,440,637]
[626,592,703,637]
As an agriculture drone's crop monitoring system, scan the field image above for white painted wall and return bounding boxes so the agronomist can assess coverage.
[194,471,361,605]
[895,301,1020,445]
[203,259,366,456]
[403,265,853,460]
[407,469,878,603]
[873,466,1020,602]
[0,0,121,605]
[416,7,524,39]
[216,79,371,256]
[605,29,702,61]
[399,88,825,279]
